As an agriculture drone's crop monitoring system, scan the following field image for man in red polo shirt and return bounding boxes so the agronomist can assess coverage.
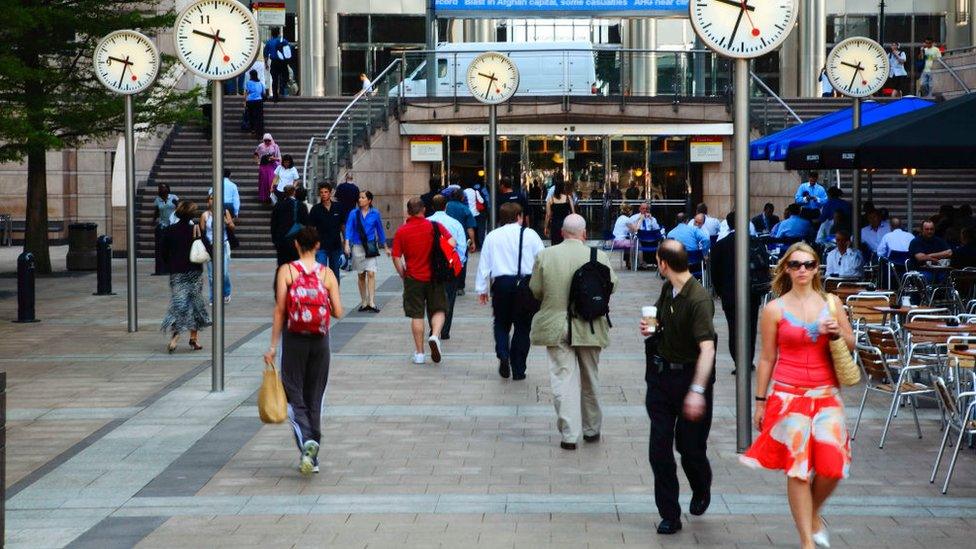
[392,197,456,365]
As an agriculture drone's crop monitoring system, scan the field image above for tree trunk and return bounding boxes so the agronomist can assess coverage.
[25,142,51,274]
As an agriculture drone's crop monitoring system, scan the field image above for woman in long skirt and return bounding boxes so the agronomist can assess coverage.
[255,133,281,205]
[161,201,211,352]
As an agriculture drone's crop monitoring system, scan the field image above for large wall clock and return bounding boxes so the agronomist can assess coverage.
[174,0,259,80]
[690,0,799,59]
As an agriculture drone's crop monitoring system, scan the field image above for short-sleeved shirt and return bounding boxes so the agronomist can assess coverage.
[909,236,951,264]
[496,190,528,215]
[655,277,716,365]
[245,80,265,101]
[274,165,299,192]
[392,216,452,282]
[308,201,344,252]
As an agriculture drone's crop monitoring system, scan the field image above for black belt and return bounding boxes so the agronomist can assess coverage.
[649,355,694,374]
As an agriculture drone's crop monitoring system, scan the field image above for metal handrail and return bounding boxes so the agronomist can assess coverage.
[393,47,715,55]
[749,70,803,124]
[301,58,402,187]
[936,57,972,93]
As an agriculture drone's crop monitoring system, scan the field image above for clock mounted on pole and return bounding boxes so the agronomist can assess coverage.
[689,0,799,451]
[174,0,260,391]
[92,30,161,333]
[466,52,519,230]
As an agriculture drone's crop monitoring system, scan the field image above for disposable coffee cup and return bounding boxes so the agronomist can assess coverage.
[642,306,658,332]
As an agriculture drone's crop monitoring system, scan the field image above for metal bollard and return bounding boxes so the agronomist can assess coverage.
[14,252,39,323]
[94,235,115,296]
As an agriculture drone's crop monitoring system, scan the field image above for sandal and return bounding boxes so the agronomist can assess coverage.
[168,335,178,354]
[188,339,203,351]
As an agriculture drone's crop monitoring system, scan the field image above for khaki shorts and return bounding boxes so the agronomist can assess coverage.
[402,277,447,319]
[351,244,378,273]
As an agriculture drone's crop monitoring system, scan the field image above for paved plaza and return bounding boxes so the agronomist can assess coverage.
[2,250,976,548]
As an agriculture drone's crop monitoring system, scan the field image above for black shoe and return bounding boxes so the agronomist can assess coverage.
[583,433,600,443]
[689,491,710,516]
[441,334,451,341]
[559,441,577,450]
[499,358,510,379]
[512,373,526,381]
[656,519,682,535]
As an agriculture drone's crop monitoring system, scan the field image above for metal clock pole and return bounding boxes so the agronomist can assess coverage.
[124,94,138,333]
[212,81,225,393]
[733,58,751,452]
[488,103,498,230]
[851,97,862,247]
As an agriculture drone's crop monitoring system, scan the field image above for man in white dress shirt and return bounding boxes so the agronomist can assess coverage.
[825,229,863,278]
[876,217,914,258]
[428,195,468,341]
[477,203,545,380]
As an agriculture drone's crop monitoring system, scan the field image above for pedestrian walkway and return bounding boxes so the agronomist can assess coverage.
[2,254,976,548]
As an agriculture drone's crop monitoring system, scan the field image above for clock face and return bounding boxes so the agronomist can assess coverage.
[174,0,259,80]
[93,30,160,95]
[690,0,799,59]
[466,52,519,105]
[826,37,890,98]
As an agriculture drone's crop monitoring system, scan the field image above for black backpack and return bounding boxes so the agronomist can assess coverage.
[429,222,453,284]
[568,247,614,336]
[748,238,772,293]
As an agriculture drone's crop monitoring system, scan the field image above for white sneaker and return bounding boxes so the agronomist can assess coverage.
[223,296,231,304]
[412,353,425,365]
[812,519,830,548]
[299,440,319,476]
[428,336,442,363]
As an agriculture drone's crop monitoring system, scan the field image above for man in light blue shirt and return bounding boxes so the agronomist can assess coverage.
[772,204,813,239]
[667,213,710,254]
[794,172,827,211]
[209,169,241,217]
[428,194,467,340]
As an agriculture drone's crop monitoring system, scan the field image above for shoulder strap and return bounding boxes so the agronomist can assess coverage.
[517,226,526,278]
[590,246,597,264]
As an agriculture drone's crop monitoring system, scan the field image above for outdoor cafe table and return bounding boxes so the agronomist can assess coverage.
[833,286,874,301]
[872,305,916,327]
[901,322,975,334]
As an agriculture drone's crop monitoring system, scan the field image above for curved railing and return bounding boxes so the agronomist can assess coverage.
[301,58,402,192]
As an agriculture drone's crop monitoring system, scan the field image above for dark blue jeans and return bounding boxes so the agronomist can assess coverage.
[491,276,532,377]
[316,249,343,285]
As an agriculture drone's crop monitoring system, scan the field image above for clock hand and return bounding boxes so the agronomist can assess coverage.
[728,5,746,45]
[741,1,760,36]
[210,28,230,63]
[840,61,862,70]
[204,33,218,73]
[116,55,130,88]
[848,67,859,90]
[107,56,133,66]
[713,0,755,11]
[192,29,226,42]
[484,73,495,100]
[478,72,498,82]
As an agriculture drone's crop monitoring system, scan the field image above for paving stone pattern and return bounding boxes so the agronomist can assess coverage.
[2,253,976,548]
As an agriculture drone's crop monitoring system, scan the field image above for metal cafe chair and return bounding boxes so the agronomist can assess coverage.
[898,271,929,306]
[930,373,976,494]
[846,294,893,338]
[854,340,934,447]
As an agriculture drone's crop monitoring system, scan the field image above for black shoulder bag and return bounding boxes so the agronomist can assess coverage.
[514,226,541,316]
[356,210,380,258]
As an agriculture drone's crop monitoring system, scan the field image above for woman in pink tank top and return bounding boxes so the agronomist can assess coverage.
[740,243,854,549]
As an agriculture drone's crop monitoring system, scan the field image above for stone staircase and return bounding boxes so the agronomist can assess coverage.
[752,94,976,223]
[136,97,366,259]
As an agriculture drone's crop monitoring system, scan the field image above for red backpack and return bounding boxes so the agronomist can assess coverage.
[286,261,330,335]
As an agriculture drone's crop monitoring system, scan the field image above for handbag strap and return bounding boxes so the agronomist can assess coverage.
[356,209,370,243]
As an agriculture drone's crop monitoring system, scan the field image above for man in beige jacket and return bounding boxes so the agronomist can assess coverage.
[530,214,618,449]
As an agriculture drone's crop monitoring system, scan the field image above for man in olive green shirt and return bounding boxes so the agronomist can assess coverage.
[530,214,618,450]
[639,239,716,535]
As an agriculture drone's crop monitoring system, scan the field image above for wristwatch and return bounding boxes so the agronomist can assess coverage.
[689,384,706,395]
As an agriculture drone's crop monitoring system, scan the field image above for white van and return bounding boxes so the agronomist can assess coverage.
[394,41,597,97]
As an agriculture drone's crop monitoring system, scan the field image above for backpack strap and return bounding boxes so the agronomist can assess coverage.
[516,226,526,279]
[590,246,597,264]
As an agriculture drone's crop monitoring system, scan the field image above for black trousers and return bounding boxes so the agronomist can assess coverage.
[270,61,288,101]
[442,275,459,338]
[153,225,168,275]
[281,331,331,449]
[246,99,264,135]
[491,276,533,377]
[645,366,714,521]
[719,290,762,371]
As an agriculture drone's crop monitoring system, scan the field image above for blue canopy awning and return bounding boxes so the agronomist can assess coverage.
[766,97,933,161]
[749,103,882,161]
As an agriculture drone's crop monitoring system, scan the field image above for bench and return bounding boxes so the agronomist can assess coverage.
[4,219,66,245]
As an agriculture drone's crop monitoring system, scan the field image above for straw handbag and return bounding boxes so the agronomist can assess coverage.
[826,296,861,386]
[258,362,287,424]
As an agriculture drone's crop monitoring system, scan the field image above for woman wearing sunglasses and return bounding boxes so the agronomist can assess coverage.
[740,242,854,549]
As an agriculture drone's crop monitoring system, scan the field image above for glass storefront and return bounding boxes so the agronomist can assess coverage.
[433,134,702,239]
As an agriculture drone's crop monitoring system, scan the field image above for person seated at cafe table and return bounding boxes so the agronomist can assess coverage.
[771,203,812,240]
[860,209,891,257]
[909,220,952,279]
[876,217,914,259]
[825,229,863,278]
[951,227,976,269]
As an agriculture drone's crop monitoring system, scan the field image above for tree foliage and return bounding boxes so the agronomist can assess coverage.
[0,0,200,273]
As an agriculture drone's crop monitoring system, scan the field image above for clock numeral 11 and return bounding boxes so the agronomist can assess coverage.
[200,15,210,24]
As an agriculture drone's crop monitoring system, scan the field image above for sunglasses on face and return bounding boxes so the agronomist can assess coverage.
[787,260,818,271]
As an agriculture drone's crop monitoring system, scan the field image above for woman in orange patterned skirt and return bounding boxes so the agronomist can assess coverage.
[740,242,854,549]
